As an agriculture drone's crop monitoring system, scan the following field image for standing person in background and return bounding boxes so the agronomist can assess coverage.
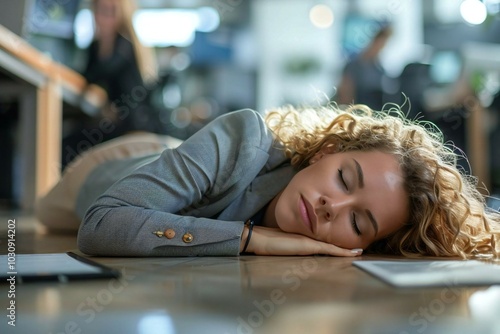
[64,0,159,168]
[336,25,393,111]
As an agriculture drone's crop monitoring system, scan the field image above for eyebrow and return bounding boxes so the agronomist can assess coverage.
[353,158,378,236]
[353,159,364,188]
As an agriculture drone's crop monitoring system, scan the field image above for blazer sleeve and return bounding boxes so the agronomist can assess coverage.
[77,109,273,256]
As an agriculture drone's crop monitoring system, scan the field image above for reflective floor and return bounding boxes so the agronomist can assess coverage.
[1,213,499,334]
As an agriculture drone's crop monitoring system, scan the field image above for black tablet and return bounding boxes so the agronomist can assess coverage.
[1,252,121,283]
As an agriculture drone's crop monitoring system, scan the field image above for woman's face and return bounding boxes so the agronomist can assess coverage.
[94,0,120,33]
[274,150,409,250]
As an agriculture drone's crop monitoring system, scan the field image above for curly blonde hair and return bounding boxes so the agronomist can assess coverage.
[265,104,500,258]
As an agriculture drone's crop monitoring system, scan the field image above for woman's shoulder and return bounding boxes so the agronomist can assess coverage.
[218,108,265,125]
[211,109,269,139]
[185,109,272,152]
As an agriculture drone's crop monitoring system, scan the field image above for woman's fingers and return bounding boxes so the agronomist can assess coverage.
[316,241,363,257]
[299,238,362,257]
[248,226,363,257]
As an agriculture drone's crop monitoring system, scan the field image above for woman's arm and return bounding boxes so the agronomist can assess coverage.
[78,109,272,256]
[238,224,363,257]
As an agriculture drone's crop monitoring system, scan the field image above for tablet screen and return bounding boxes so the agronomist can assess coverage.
[1,252,120,283]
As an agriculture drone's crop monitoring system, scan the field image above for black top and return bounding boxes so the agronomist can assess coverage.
[83,34,143,104]
[82,34,158,134]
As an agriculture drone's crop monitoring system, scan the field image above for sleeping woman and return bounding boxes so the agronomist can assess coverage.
[36,104,500,258]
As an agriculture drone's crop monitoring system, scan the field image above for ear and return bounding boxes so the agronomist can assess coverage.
[309,145,336,165]
[309,152,323,165]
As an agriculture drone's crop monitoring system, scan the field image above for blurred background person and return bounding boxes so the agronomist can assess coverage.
[63,0,160,168]
[336,25,393,110]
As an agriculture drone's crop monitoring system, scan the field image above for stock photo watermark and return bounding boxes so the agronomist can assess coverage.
[5,219,17,327]
[401,278,462,334]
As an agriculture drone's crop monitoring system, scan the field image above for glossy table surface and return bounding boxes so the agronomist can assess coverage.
[1,215,499,334]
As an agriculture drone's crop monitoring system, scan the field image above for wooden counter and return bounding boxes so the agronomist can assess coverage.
[0,24,106,210]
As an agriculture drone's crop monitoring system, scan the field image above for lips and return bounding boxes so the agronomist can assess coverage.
[299,195,315,234]
[303,197,317,234]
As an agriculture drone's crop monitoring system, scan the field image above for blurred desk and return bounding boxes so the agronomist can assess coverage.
[0,229,499,334]
[0,24,105,210]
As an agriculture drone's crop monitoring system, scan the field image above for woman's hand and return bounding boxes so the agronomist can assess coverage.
[241,225,363,257]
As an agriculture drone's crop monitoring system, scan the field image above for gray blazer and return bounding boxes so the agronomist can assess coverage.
[77,109,296,256]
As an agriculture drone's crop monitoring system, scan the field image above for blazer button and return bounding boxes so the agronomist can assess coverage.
[164,229,176,239]
[182,233,194,243]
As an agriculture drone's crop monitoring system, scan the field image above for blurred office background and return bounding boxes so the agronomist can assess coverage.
[1,0,500,210]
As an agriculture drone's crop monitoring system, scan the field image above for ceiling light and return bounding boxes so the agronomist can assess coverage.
[309,4,334,29]
[460,0,488,25]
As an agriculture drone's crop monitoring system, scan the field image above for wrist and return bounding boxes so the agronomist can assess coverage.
[240,225,249,253]
[240,219,255,254]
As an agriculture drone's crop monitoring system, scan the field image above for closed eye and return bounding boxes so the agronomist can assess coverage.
[339,169,362,236]
[352,212,361,236]
[338,169,348,190]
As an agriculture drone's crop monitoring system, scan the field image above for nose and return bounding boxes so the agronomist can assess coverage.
[318,195,353,222]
